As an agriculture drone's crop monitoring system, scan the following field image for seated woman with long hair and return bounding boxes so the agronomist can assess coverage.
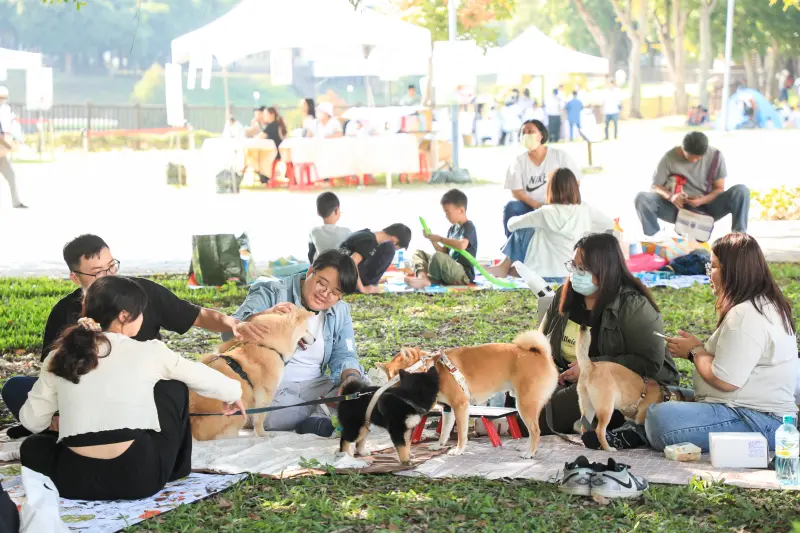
[490,168,614,281]
[535,233,680,442]
[19,276,244,501]
[646,233,797,451]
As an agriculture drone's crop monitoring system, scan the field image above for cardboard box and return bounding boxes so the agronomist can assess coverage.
[709,432,768,469]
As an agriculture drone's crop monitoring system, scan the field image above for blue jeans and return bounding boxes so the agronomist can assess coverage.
[644,401,784,452]
[568,119,581,141]
[605,113,619,139]
[1,376,37,421]
[502,201,534,237]
[501,228,535,263]
[634,184,750,237]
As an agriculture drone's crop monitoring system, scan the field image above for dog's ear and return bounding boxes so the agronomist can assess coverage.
[398,369,408,379]
[426,365,437,375]
[374,362,386,370]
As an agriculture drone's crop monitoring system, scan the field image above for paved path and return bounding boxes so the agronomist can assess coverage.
[1,122,798,277]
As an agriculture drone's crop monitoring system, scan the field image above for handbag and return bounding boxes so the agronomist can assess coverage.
[673,151,719,242]
[188,233,255,287]
[429,164,472,184]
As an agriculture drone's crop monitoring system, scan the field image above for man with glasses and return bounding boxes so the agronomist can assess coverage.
[226,249,363,437]
[2,234,240,437]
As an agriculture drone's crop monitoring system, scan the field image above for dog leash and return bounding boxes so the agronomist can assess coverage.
[189,391,373,417]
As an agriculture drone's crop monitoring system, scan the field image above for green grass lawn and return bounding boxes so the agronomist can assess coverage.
[1,267,799,532]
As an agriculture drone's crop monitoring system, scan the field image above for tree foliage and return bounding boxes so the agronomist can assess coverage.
[394,0,516,47]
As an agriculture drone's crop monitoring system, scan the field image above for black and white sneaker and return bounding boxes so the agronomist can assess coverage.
[590,458,648,499]
[558,456,603,496]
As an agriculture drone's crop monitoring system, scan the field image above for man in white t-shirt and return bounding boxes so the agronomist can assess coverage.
[0,86,26,209]
[603,79,622,140]
[544,88,563,143]
[502,120,582,236]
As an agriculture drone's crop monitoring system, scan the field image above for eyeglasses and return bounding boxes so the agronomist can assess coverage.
[73,259,120,279]
[313,276,343,300]
[564,260,588,276]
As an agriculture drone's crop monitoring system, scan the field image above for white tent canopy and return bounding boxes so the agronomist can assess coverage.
[171,0,431,70]
[481,27,608,76]
[0,48,42,70]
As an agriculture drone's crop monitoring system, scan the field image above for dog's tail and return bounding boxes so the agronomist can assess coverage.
[513,330,549,355]
[575,326,593,374]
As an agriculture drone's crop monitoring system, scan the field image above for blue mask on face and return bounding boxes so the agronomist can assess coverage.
[570,271,598,296]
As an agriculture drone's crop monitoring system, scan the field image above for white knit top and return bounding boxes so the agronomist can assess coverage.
[20,333,242,442]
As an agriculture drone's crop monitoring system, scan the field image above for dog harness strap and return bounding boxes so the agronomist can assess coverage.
[436,351,472,402]
[382,390,431,416]
[362,358,428,430]
[221,355,255,390]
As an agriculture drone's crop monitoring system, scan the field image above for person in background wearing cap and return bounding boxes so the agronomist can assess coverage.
[0,86,27,209]
[315,102,343,138]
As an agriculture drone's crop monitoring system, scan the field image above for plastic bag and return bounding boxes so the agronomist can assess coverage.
[188,233,255,287]
[19,467,69,533]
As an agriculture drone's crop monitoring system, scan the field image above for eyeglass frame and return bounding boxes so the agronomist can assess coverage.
[72,259,121,279]
[564,260,588,276]
[309,272,343,301]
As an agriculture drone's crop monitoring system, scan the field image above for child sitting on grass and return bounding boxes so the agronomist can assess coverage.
[339,224,412,294]
[308,192,352,263]
[405,189,478,289]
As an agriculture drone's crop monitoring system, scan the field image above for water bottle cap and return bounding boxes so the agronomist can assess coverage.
[783,414,797,424]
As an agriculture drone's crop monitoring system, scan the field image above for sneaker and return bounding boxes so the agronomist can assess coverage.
[5,424,32,439]
[296,417,334,437]
[558,456,602,496]
[581,424,647,450]
[590,458,648,499]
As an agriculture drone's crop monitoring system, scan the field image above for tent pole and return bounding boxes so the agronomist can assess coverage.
[449,0,459,169]
[719,0,735,131]
[222,65,231,118]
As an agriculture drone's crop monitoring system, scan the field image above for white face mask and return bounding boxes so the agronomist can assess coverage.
[521,134,540,151]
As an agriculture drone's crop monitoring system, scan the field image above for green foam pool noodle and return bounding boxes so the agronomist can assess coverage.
[418,216,517,289]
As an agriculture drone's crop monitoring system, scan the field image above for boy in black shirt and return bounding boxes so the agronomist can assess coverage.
[2,234,241,436]
[339,224,411,294]
[406,189,478,288]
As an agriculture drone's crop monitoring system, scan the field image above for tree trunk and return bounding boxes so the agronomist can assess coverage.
[698,0,716,108]
[743,52,756,89]
[610,0,647,118]
[764,39,779,101]
[654,0,689,114]
[573,0,615,75]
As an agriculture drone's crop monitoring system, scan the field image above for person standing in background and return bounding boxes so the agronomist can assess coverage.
[603,79,622,140]
[0,86,27,209]
[544,89,563,143]
[565,91,584,141]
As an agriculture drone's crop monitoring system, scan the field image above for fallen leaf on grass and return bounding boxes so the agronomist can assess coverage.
[455,515,466,521]
[476,520,488,527]
[218,498,233,509]
[387,523,400,531]
[592,494,611,506]
[248,513,260,520]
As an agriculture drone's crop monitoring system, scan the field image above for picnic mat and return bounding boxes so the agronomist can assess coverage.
[0,465,244,532]
[380,270,709,294]
[191,430,449,478]
[397,435,795,491]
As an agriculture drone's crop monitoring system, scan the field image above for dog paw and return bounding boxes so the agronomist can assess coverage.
[335,450,348,458]
[447,447,465,456]
[604,446,618,452]
[429,443,443,451]
[520,450,536,459]
[401,460,413,466]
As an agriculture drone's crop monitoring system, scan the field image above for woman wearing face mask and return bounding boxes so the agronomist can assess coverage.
[535,233,679,439]
[502,120,583,238]
[645,233,797,452]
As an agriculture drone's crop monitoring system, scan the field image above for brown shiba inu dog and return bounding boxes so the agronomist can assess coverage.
[190,307,315,441]
[378,330,558,458]
[575,327,670,451]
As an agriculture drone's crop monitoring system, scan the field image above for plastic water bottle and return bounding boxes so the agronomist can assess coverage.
[395,250,405,269]
[775,414,799,487]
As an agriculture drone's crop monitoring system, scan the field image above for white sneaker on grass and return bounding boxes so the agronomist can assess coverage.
[558,456,601,497]
[589,458,648,499]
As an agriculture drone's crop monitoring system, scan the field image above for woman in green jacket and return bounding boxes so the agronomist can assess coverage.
[537,233,679,440]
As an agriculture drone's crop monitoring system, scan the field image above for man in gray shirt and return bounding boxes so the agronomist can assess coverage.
[308,192,351,263]
[634,132,749,237]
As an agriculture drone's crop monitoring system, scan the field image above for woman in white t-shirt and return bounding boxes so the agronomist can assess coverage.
[502,119,582,238]
[645,233,798,452]
[301,98,317,138]
[19,276,244,501]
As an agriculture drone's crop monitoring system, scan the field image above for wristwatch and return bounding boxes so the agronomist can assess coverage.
[688,345,703,363]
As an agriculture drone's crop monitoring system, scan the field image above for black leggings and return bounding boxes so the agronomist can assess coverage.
[20,380,192,501]
[358,241,396,286]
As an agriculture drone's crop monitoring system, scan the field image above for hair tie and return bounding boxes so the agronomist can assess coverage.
[77,317,102,332]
